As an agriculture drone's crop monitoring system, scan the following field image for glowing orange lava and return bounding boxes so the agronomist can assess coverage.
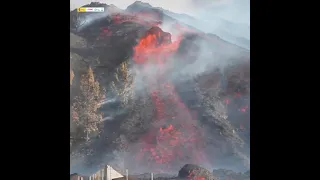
[188,171,205,180]
[133,30,181,64]
[133,27,207,170]
[95,12,250,171]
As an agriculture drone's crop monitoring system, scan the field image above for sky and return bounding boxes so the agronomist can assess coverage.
[71,0,196,14]
[70,0,250,24]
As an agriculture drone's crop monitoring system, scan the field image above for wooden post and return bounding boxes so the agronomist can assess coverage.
[126,169,128,180]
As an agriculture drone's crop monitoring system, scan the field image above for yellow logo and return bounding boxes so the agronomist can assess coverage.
[77,8,86,12]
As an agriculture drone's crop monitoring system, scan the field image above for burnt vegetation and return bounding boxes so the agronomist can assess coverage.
[71,66,105,144]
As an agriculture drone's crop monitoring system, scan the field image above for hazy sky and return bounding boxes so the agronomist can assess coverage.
[70,0,250,24]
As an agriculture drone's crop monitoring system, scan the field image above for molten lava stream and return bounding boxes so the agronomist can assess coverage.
[188,171,206,180]
[133,29,208,170]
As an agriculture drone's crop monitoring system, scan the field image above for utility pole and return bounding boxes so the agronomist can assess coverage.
[109,166,111,180]
[104,166,108,180]
[126,169,128,180]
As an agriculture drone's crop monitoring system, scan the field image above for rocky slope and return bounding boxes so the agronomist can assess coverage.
[70,1,250,176]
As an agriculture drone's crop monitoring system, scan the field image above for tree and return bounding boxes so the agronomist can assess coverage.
[71,66,105,141]
[111,61,134,106]
[70,69,74,85]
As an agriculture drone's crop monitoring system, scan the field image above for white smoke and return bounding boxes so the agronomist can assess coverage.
[71,0,197,14]
[70,0,250,49]
[70,0,249,25]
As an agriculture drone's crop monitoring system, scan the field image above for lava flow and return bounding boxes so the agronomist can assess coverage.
[133,27,208,170]
[188,171,205,180]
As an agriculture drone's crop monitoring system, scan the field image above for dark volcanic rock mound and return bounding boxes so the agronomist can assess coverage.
[178,164,217,180]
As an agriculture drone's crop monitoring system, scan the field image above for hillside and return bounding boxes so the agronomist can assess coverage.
[70,1,250,176]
